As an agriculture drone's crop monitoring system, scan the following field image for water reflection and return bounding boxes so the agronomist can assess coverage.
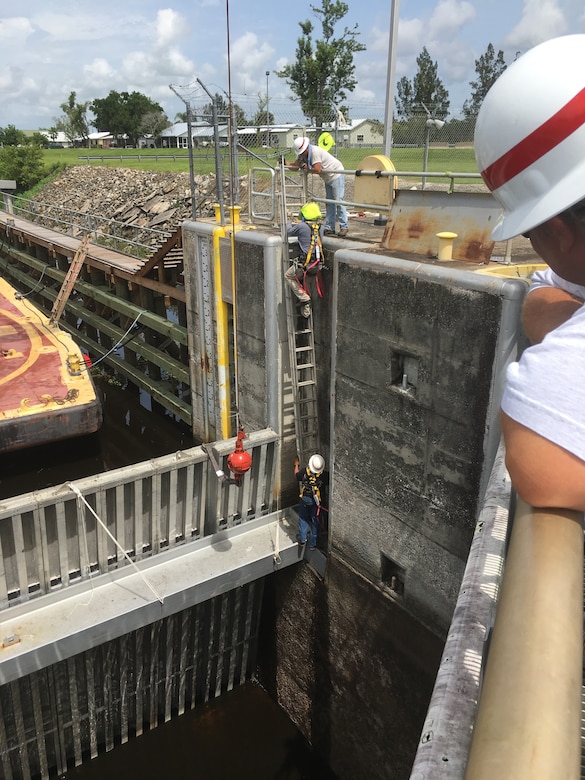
[0,378,193,499]
[61,682,337,780]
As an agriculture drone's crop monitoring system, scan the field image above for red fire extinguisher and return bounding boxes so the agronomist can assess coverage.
[227,428,252,485]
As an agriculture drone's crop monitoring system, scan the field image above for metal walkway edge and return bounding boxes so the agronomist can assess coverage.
[0,512,299,685]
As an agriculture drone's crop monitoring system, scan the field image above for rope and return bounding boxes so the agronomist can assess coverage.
[273,519,281,566]
[66,482,164,605]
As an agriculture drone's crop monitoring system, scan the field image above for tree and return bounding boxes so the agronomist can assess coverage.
[369,119,384,138]
[250,94,274,127]
[92,91,165,146]
[277,0,366,130]
[0,125,27,146]
[0,145,45,192]
[463,44,506,118]
[200,93,248,128]
[395,47,449,119]
[140,111,170,140]
[54,92,90,145]
[395,77,415,118]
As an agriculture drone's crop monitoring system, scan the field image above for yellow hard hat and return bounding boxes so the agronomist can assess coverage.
[299,202,322,221]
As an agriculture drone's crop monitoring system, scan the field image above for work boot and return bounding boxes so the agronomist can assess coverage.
[338,228,348,237]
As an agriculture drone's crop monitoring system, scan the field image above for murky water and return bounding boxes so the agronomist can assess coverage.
[61,682,337,780]
[0,380,337,779]
[0,379,193,500]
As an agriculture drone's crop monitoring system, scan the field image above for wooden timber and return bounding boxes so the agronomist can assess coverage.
[0,211,193,426]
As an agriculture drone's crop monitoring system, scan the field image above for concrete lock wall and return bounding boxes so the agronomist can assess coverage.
[232,234,527,778]
[258,554,444,780]
[234,232,525,634]
[329,252,526,633]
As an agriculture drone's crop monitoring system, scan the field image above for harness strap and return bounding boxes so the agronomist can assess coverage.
[300,221,325,298]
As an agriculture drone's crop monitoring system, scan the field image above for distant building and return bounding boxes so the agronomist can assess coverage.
[88,132,113,149]
[39,130,74,148]
[158,122,229,149]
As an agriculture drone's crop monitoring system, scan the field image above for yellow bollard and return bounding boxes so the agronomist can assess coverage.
[212,203,221,223]
[228,205,241,226]
[436,231,457,261]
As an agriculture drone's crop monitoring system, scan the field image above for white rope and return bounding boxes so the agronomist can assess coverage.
[66,482,164,605]
[273,518,281,566]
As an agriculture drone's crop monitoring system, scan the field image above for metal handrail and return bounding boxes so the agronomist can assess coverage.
[465,498,583,779]
[410,445,584,779]
[0,428,278,610]
[11,195,171,258]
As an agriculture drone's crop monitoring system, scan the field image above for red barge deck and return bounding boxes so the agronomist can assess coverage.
[0,276,102,452]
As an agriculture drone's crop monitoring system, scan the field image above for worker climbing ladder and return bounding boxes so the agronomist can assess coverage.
[277,160,321,463]
[283,258,320,465]
[49,234,90,327]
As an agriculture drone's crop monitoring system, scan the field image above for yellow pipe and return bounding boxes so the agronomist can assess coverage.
[212,226,231,439]
[465,499,583,779]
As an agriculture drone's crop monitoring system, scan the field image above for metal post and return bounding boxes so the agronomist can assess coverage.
[265,71,270,148]
[169,84,197,220]
[383,0,400,157]
[186,104,197,219]
[197,79,224,223]
[422,124,430,189]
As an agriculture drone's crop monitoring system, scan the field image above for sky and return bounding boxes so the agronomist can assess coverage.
[1,0,584,131]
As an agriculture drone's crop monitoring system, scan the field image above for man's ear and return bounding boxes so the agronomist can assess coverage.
[547,215,578,254]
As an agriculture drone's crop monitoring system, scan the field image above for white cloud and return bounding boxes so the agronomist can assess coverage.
[505,0,568,50]
[32,12,132,42]
[227,32,275,92]
[83,58,117,88]
[429,0,476,37]
[0,17,34,44]
[154,9,189,48]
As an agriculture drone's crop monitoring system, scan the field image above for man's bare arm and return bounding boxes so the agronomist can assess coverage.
[522,286,582,344]
[501,411,585,510]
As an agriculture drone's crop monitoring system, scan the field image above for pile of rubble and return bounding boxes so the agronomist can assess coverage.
[30,166,247,239]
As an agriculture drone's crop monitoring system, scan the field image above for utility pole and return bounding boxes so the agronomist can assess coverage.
[383,0,400,158]
[169,84,197,220]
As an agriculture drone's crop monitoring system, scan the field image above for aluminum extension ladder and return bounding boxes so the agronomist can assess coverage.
[278,162,320,463]
[283,260,320,464]
[49,234,90,326]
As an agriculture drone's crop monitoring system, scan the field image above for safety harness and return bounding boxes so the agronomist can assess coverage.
[298,220,325,299]
[299,467,322,505]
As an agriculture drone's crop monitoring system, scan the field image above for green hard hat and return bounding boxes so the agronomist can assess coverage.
[299,202,322,221]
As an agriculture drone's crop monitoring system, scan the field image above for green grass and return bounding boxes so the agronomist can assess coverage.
[41,144,481,180]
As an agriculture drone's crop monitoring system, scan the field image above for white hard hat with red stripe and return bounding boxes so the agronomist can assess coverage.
[474,34,585,241]
[293,136,310,155]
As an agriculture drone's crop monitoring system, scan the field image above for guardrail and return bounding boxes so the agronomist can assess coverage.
[11,195,171,259]
[0,428,278,610]
[465,498,583,779]
[410,442,584,779]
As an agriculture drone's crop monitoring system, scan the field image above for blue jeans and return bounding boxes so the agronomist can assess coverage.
[325,176,348,232]
[298,496,319,547]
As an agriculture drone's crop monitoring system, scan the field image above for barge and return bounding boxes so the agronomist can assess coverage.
[0,275,102,452]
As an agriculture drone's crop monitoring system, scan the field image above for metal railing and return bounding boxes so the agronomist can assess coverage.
[0,428,278,610]
[410,441,584,779]
[465,498,583,779]
[11,195,172,258]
